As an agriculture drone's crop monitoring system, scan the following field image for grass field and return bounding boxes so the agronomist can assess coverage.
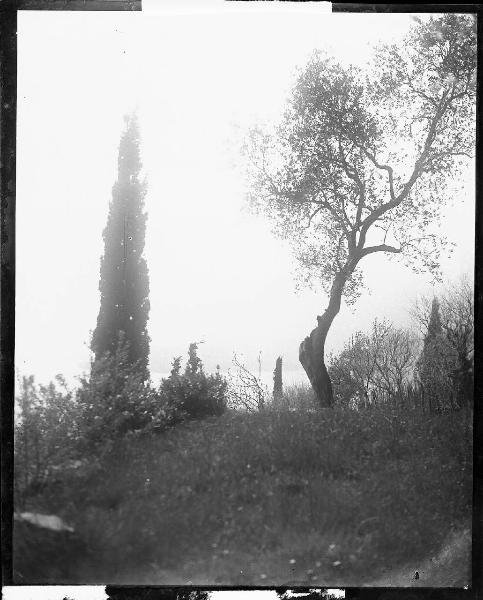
[14,401,473,585]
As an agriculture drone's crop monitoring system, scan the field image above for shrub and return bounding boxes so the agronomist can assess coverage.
[279,382,317,411]
[14,374,81,504]
[76,340,160,449]
[328,319,420,409]
[159,343,228,420]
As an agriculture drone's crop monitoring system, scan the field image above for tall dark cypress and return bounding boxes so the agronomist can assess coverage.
[417,297,447,411]
[91,114,150,380]
[425,298,443,346]
[273,356,283,402]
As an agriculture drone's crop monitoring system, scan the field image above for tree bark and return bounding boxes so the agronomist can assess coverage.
[299,274,345,408]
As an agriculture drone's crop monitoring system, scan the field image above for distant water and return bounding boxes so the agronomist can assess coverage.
[15,368,309,394]
[151,369,308,389]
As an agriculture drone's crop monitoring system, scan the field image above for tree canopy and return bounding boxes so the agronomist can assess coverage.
[246,15,475,300]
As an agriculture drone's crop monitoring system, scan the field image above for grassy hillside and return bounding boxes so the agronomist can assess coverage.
[14,402,472,585]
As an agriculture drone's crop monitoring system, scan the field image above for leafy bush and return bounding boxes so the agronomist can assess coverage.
[159,343,228,420]
[14,374,81,504]
[76,340,161,449]
[15,340,228,505]
[278,382,317,412]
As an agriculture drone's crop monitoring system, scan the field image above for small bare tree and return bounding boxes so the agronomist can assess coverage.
[329,319,419,408]
[227,354,269,411]
[372,325,419,404]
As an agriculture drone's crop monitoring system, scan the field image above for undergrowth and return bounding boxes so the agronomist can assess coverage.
[16,401,473,585]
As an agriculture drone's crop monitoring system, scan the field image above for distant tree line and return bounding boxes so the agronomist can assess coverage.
[328,277,473,412]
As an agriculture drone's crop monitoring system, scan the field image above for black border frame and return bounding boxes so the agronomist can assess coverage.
[1,2,481,599]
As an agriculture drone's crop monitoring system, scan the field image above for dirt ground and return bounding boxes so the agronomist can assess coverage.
[366,528,471,587]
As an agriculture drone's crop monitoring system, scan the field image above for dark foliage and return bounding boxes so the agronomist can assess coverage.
[416,298,461,412]
[14,344,228,518]
[17,404,471,583]
[77,337,160,448]
[14,375,81,507]
[159,343,227,420]
[273,356,283,402]
[13,519,93,583]
[434,279,473,408]
[91,113,150,381]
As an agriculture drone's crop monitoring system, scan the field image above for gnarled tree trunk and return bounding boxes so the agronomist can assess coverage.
[299,274,345,408]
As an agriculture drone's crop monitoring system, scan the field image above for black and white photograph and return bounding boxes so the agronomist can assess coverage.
[11,3,475,588]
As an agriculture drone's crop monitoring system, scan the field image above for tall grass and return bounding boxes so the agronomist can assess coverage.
[273,382,318,412]
[17,398,473,585]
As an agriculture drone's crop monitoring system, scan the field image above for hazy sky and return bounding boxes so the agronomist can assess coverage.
[16,6,474,387]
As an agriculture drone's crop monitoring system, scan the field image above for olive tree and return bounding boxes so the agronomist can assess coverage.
[245,15,475,407]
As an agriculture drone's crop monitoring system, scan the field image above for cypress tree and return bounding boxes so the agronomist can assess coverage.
[425,298,443,346]
[273,356,283,402]
[417,297,456,411]
[91,114,150,380]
